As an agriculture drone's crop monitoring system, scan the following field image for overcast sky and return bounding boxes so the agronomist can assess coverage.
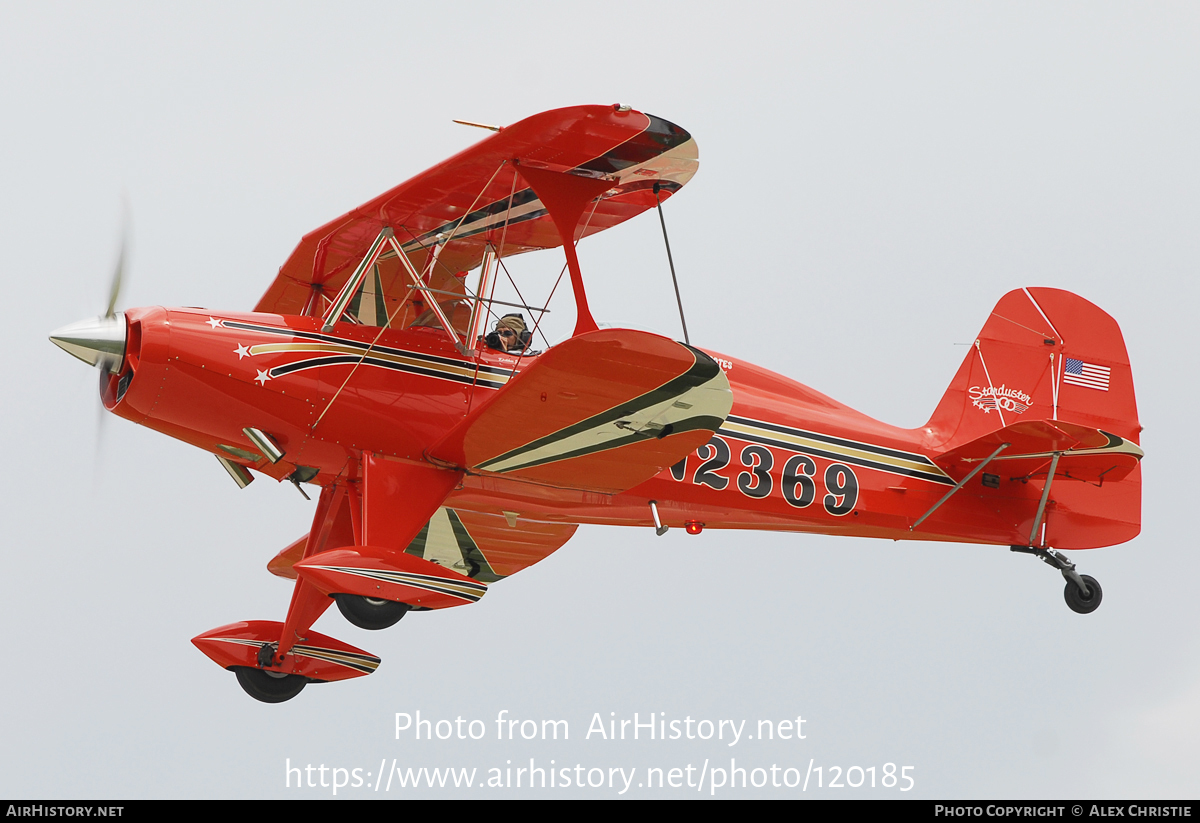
[2,1,1197,799]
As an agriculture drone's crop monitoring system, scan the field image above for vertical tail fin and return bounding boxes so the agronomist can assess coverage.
[927,287,1140,450]
[926,288,1141,548]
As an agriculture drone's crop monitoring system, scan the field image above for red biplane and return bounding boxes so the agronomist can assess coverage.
[51,105,1142,703]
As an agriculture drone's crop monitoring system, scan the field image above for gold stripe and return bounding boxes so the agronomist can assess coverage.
[317,566,485,599]
[392,575,484,597]
[988,445,1144,462]
[295,648,380,672]
[210,637,380,673]
[722,419,950,479]
[391,573,489,592]
[248,341,499,383]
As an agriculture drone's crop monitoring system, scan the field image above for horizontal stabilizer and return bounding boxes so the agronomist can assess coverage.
[192,620,379,682]
[429,329,732,493]
[296,547,488,610]
[935,419,1143,484]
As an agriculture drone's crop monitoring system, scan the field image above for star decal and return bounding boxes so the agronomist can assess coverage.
[234,344,251,360]
[206,317,221,329]
[255,369,271,385]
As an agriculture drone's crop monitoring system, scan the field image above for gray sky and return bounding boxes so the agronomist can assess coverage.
[2,1,1197,798]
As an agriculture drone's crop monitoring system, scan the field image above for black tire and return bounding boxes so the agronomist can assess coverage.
[1064,574,1103,614]
[234,666,307,703]
[334,593,410,630]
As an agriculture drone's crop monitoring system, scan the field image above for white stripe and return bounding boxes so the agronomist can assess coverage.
[397,139,699,254]
[481,367,731,473]
[1064,384,1106,391]
[423,508,467,572]
[399,197,548,253]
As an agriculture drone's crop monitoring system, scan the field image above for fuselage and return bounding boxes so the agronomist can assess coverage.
[104,305,1061,560]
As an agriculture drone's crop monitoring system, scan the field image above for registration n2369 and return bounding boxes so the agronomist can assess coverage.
[670,436,860,517]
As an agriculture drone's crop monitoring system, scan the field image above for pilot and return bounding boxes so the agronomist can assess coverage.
[486,313,531,354]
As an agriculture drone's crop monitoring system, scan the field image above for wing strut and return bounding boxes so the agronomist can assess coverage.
[1028,451,1062,546]
[466,245,498,345]
[322,229,392,331]
[654,181,690,345]
[514,165,612,338]
[321,227,462,347]
[911,443,1010,531]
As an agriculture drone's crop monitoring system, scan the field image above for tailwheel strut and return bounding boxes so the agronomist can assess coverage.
[1008,451,1101,614]
[1011,545,1103,615]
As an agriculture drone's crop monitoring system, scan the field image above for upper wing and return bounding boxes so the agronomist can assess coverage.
[255,105,698,315]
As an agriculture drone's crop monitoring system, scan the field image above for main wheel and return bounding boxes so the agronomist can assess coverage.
[335,593,410,630]
[1064,574,1103,614]
[234,666,307,703]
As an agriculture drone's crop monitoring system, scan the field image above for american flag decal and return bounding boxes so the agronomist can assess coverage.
[1064,357,1111,391]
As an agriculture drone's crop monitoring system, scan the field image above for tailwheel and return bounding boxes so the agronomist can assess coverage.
[1011,545,1104,615]
[233,666,308,703]
[1064,574,1102,615]
[334,593,410,630]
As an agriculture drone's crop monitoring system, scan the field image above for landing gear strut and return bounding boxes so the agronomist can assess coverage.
[1011,546,1103,614]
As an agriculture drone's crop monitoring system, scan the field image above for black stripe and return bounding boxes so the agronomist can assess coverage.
[717,427,955,486]
[493,414,726,474]
[403,188,543,249]
[413,207,552,248]
[291,645,380,674]
[478,348,722,470]
[292,645,380,665]
[404,522,430,559]
[605,179,682,197]
[726,414,939,466]
[268,354,471,384]
[386,579,482,601]
[577,114,692,175]
[321,572,483,603]
[224,320,511,378]
[406,179,682,251]
[446,509,505,583]
[269,354,506,389]
[293,655,376,675]
[389,571,487,592]
[406,206,549,249]
[402,115,690,248]
[325,565,487,593]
